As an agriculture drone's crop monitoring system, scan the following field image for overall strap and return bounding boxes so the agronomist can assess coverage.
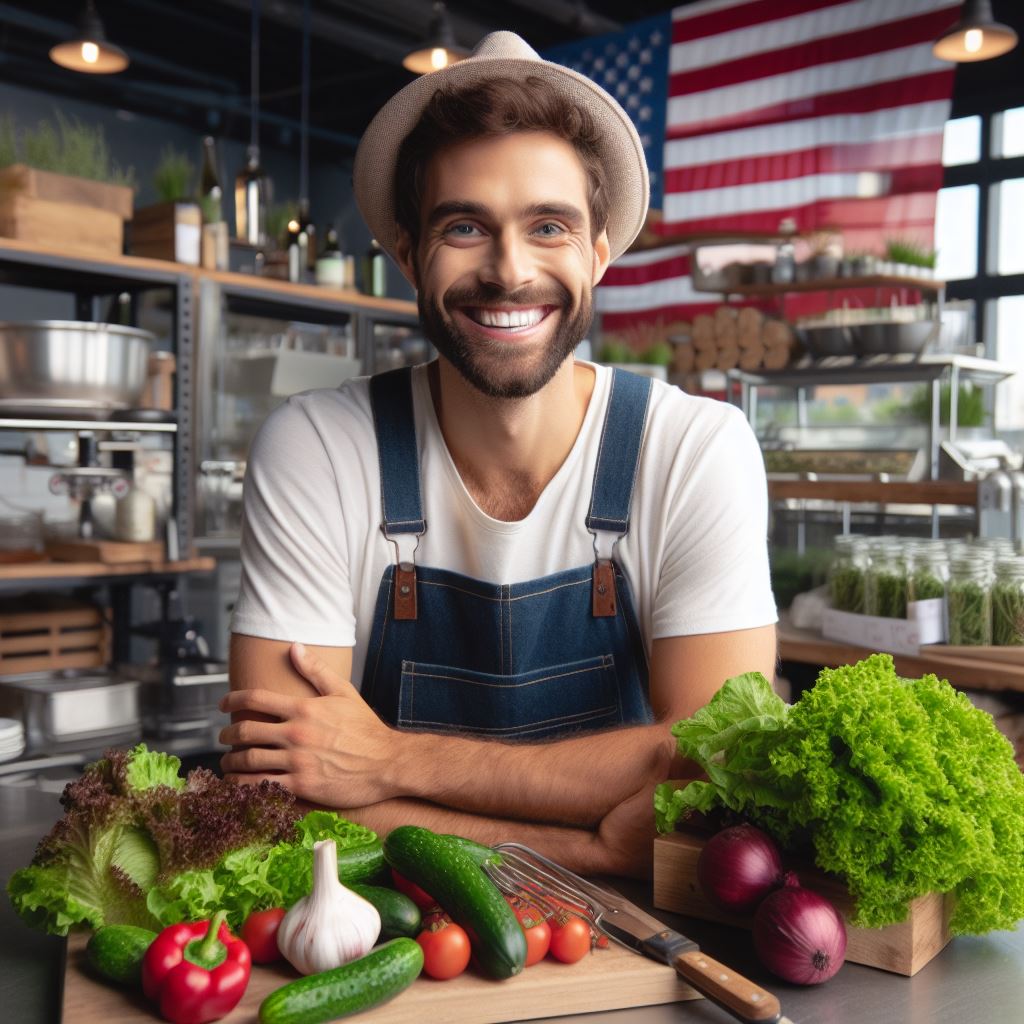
[369,367,425,621]
[585,368,653,617]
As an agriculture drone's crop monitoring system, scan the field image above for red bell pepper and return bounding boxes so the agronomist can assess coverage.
[142,910,251,1024]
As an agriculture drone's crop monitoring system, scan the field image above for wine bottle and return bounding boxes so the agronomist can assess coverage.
[199,137,223,224]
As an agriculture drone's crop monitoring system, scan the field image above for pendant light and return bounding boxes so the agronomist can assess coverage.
[235,0,271,246]
[49,1,129,75]
[933,0,1018,63]
[403,2,468,75]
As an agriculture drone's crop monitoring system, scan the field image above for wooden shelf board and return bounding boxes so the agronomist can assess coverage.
[0,556,215,582]
[767,479,978,506]
[694,273,944,295]
[778,619,1024,692]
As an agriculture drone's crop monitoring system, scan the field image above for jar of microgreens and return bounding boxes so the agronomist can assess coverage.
[828,535,869,613]
[906,543,949,604]
[865,540,907,618]
[992,556,1024,646]
[946,554,994,645]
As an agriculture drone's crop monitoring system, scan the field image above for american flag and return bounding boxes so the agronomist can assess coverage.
[545,0,959,339]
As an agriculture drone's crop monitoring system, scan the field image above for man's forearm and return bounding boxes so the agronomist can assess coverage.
[384,723,674,829]
[330,796,644,877]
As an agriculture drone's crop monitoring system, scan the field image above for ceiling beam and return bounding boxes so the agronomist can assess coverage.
[322,0,493,48]
[500,0,621,35]
[212,0,415,66]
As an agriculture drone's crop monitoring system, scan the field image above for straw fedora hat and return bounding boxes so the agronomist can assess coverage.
[353,30,650,265]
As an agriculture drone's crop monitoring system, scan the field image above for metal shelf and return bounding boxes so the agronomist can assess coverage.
[693,272,944,296]
[727,353,1015,389]
[0,417,178,433]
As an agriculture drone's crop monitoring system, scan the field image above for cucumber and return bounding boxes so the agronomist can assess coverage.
[85,924,156,987]
[441,834,503,868]
[383,826,526,980]
[349,883,421,940]
[258,937,423,1024]
[336,840,386,885]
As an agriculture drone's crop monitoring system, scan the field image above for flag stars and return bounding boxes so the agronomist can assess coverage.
[628,36,642,52]
[639,77,653,93]
[641,133,652,147]
[639,50,652,65]
[605,42,617,56]
[604,68,619,84]
[616,52,629,68]
[627,65,641,81]
[593,56,606,71]
[639,106,652,122]
[616,81,629,97]
[626,94,641,111]
[649,30,663,46]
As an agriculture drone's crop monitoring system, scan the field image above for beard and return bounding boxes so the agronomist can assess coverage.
[417,279,594,400]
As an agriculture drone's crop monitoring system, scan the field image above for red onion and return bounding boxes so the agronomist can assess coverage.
[752,881,847,985]
[697,824,784,913]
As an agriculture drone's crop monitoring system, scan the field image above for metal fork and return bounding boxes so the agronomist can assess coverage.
[484,842,793,1024]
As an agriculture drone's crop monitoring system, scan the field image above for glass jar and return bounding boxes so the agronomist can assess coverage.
[946,555,994,645]
[828,535,869,613]
[992,556,1024,646]
[865,541,906,618]
[906,544,949,604]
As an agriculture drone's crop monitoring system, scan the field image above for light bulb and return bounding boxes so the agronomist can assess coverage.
[81,41,99,64]
[964,28,983,53]
[430,47,447,70]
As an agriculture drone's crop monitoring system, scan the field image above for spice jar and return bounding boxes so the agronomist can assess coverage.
[906,544,949,604]
[828,535,868,613]
[947,554,994,646]
[992,556,1024,646]
[865,540,906,618]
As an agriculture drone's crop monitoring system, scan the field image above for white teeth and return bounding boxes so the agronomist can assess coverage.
[473,307,544,329]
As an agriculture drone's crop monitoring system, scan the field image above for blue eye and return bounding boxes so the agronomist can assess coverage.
[535,223,564,236]
[446,223,481,237]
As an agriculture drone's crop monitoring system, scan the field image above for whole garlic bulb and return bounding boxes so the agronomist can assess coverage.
[276,839,381,975]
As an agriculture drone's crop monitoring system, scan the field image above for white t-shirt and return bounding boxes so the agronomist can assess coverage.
[231,361,777,687]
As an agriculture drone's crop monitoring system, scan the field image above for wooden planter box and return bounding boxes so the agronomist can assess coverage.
[0,597,109,677]
[0,164,133,256]
[653,831,953,977]
[131,200,201,265]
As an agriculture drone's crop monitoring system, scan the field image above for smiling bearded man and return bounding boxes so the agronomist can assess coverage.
[222,32,778,879]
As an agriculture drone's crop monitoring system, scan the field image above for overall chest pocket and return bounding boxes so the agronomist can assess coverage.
[397,654,622,740]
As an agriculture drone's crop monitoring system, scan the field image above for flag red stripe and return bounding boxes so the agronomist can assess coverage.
[664,136,944,192]
[665,71,952,141]
[602,255,693,287]
[670,10,958,97]
[672,0,844,44]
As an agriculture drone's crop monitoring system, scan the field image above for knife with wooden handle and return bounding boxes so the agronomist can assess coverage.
[597,905,793,1024]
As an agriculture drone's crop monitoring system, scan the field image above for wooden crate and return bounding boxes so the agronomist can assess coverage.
[0,598,109,677]
[130,200,201,264]
[0,164,133,256]
[653,831,953,977]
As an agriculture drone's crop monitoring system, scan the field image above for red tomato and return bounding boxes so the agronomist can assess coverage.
[416,917,472,980]
[240,907,286,963]
[548,913,591,964]
[505,898,551,967]
[391,869,438,911]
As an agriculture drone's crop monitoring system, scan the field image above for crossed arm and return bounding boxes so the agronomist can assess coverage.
[221,625,777,876]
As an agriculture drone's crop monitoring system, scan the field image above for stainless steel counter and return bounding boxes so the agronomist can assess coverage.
[2,785,1022,1024]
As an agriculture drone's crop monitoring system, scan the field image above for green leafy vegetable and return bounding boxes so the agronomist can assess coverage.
[655,656,1024,935]
[7,744,377,935]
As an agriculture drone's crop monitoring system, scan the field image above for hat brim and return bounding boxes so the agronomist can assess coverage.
[353,56,650,265]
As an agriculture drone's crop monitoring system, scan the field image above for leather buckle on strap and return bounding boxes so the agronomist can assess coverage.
[394,561,418,620]
[592,559,617,618]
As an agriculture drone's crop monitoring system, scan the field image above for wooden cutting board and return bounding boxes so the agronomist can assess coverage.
[63,930,701,1024]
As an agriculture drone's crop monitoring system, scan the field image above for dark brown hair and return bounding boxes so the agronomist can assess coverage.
[394,75,609,248]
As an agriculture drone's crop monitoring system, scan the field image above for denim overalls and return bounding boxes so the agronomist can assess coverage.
[360,365,655,741]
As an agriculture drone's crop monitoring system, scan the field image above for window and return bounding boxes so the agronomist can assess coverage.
[992,178,1024,276]
[939,105,1024,417]
[994,106,1024,159]
[943,115,981,165]
[935,185,979,281]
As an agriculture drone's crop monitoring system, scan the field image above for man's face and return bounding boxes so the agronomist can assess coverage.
[399,131,610,399]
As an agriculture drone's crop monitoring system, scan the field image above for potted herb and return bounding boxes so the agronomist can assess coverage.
[884,238,937,279]
[0,111,135,256]
[131,146,201,265]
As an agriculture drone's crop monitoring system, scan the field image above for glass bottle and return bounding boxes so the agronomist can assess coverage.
[947,554,994,645]
[828,534,867,613]
[362,238,386,297]
[234,144,269,246]
[992,556,1024,646]
[315,225,345,288]
[864,541,906,618]
[906,543,949,604]
[199,136,223,224]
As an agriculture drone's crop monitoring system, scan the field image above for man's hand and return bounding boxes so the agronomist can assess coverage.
[220,642,400,807]
[593,784,660,879]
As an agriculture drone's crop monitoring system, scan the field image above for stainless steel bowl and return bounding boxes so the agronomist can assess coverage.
[852,320,937,356]
[795,324,855,357]
[0,320,154,413]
